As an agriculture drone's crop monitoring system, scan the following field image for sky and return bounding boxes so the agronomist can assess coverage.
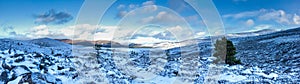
[0,0,300,43]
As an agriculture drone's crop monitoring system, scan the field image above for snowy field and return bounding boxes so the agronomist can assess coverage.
[1,28,300,83]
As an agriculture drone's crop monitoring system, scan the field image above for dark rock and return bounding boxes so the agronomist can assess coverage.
[0,71,9,83]
[11,54,24,58]
[33,53,43,58]
[21,72,63,84]
[218,80,228,84]
[2,60,15,71]
[19,73,31,83]
[72,73,78,79]
[54,54,62,56]
[57,66,64,70]
[69,67,76,71]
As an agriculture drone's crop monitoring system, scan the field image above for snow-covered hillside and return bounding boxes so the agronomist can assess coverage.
[0,38,75,84]
[0,38,71,56]
[0,27,300,83]
[226,29,279,38]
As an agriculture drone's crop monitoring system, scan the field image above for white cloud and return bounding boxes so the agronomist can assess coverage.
[223,9,264,19]
[141,1,157,13]
[31,25,49,36]
[61,24,97,40]
[142,5,157,13]
[20,24,118,40]
[166,25,194,40]
[117,4,126,10]
[116,1,157,18]
[141,11,181,24]
[123,25,195,43]
[167,25,183,32]
[258,10,290,24]
[17,24,196,42]
[27,25,66,39]
[60,24,118,40]
[141,16,154,23]
[195,32,206,38]
[33,25,47,30]
[157,11,167,18]
[0,24,19,38]
[94,26,118,40]
[254,24,272,30]
[223,9,299,25]
[35,28,49,36]
[293,14,300,24]
[129,4,138,9]
[129,36,169,44]
[142,1,155,6]
[245,19,255,26]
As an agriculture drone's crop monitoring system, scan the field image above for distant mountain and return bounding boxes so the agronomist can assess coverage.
[55,39,124,47]
[227,29,279,38]
[30,38,71,47]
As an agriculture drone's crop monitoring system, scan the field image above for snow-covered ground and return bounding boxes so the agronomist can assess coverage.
[0,27,300,83]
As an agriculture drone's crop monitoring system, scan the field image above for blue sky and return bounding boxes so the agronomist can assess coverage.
[0,0,300,42]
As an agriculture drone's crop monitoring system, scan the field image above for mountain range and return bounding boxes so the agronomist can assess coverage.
[53,28,279,48]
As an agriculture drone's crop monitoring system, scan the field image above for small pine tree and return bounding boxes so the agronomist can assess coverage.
[213,37,241,65]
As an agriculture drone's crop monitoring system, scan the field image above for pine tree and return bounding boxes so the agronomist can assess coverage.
[213,37,241,65]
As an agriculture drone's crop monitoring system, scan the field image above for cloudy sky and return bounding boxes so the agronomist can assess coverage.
[0,0,300,43]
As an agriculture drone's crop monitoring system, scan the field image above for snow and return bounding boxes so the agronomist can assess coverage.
[206,57,215,62]
[219,73,247,82]
[15,50,24,54]
[211,64,282,83]
[129,37,171,44]
[56,76,76,84]
[254,72,278,79]
[1,27,300,84]
[242,69,252,74]
[227,65,244,69]
[259,35,299,43]
[251,66,264,72]
[107,71,115,75]
[7,76,23,84]
[133,75,176,84]
[0,38,76,83]
[12,61,36,68]
[12,66,30,76]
